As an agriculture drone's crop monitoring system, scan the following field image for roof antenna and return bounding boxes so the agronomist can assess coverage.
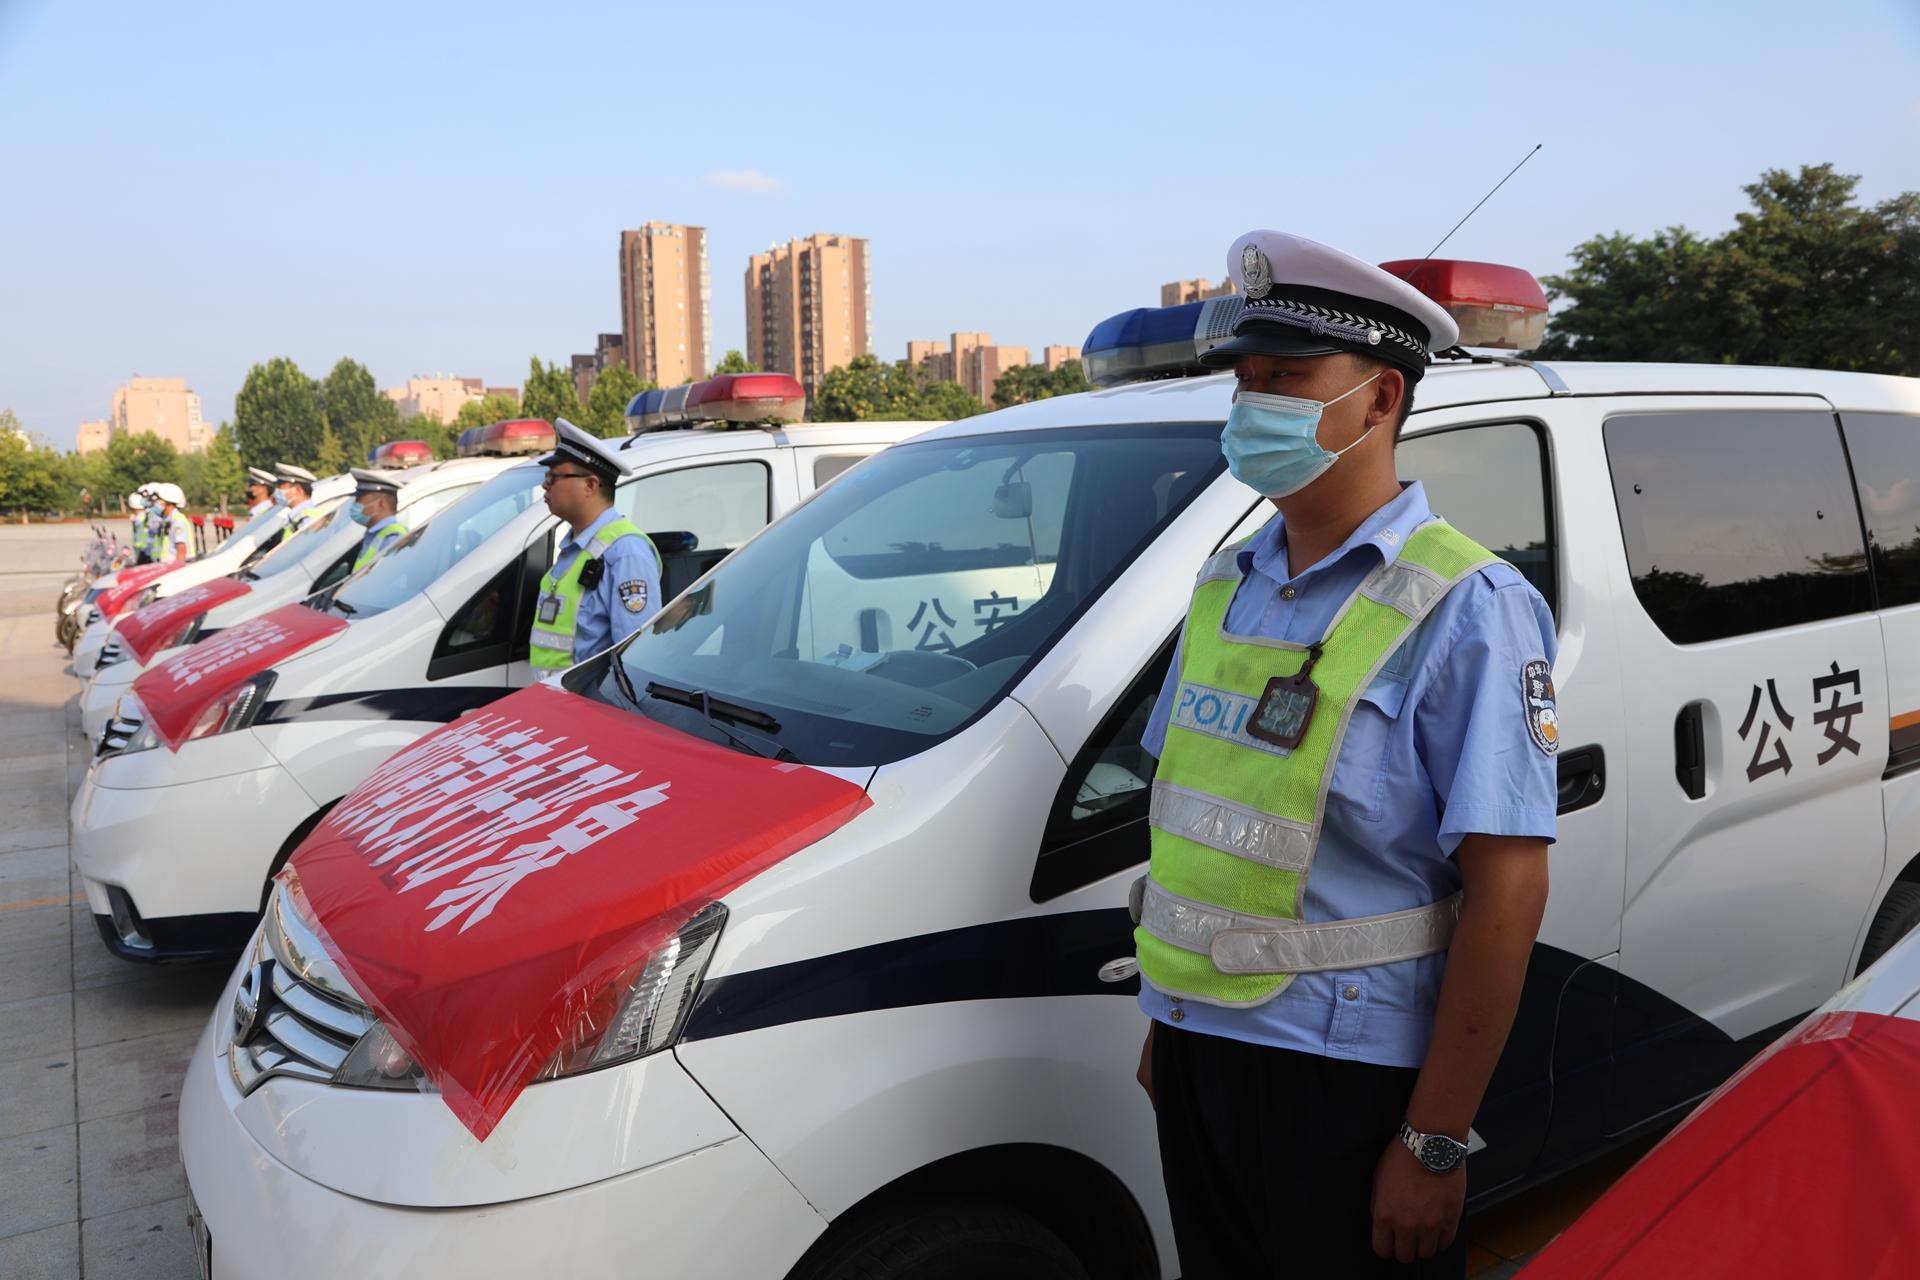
[1420,143,1543,262]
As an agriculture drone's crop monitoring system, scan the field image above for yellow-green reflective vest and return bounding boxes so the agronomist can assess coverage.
[1133,519,1499,1008]
[130,514,150,555]
[352,521,409,572]
[529,516,654,669]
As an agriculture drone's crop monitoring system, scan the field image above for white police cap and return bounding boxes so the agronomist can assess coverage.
[151,482,186,507]
[349,467,401,496]
[275,463,318,485]
[1200,230,1460,379]
[246,467,276,486]
[537,418,632,483]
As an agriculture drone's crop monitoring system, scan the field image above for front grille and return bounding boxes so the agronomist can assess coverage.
[230,894,374,1095]
[97,639,125,669]
[97,711,143,758]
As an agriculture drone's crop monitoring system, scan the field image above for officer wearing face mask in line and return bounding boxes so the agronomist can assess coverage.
[276,463,320,531]
[127,491,153,564]
[1131,230,1558,1277]
[148,483,193,564]
[245,468,278,519]
[346,469,410,571]
[530,419,662,668]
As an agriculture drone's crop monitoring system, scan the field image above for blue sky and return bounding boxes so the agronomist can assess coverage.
[2,0,1916,449]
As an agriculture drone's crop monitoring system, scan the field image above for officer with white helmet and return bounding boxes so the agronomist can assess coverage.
[275,463,320,531]
[345,469,410,572]
[1131,231,1557,1275]
[126,491,152,564]
[148,482,193,564]
[245,467,278,519]
[530,419,662,668]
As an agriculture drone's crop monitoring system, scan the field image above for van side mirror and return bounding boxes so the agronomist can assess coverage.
[649,530,699,554]
[993,482,1033,520]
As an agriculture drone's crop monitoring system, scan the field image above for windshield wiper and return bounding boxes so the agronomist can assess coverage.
[331,598,357,616]
[643,680,793,761]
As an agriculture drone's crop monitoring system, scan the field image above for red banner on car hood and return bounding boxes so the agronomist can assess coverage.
[281,683,872,1141]
[96,561,184,619]
[111,578,252,665]
[130,603,345,751]
[1522,1010,1920,1278]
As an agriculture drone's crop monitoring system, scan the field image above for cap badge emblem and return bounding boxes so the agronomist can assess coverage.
[1241,244,1273,299]
[1366,328,1383,345]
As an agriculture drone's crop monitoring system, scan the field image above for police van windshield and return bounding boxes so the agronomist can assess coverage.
[212,502,288,557]
[240,504,342,579]
[333,465,544,618]
[612,424,1224,767]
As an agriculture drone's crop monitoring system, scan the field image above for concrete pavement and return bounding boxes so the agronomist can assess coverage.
[0,542,222,1280]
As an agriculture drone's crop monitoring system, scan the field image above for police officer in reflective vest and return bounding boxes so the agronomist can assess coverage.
[1132,231,1557,1276]
[245,467,277,519]
[148,482,193,564]
[346,469,409,571]
[276,463,319,531]
[530,419,661,668]
[127,491,152,564]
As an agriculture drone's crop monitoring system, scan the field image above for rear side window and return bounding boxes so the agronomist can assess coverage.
[1398,421,1556,614]
[1603,411,1871,644]
[620,460,770,553]
[1840,413,1920,608]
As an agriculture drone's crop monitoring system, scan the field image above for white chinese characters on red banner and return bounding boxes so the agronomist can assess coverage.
[129,603,345,751]
[96,561,184,620]
[282,684,873,1141]
[111,578,251,665]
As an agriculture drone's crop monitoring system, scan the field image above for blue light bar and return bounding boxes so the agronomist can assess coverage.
[625,388,669,433]
[1082,295,1244,387]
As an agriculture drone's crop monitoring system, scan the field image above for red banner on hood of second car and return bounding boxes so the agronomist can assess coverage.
[110,577,252,665]
[1521,1009,1920,1278]
[96,561,184,619]
[129,603,345,751]
[281,683,873,1141]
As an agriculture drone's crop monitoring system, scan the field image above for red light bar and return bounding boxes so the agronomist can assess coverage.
[369,440,434,468]
[1378,259,1549,350]
[457,419,555,457]
[686,373,806,425]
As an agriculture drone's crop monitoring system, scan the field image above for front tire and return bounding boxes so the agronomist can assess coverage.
[789,1197,1090,1280]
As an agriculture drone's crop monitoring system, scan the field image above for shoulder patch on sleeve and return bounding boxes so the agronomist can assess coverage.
[617,580,649,614]
[1522,658,1559,756]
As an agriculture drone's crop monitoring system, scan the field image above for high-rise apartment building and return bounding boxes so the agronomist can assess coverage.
[1043,344,1081,370]
[906,340,949,380]
[620,223,711,388]
[111,377,207,453]
[384,374,485,423]
[76,421,111,455]
[1161,278,1238,307]
[964,344,1030,403]
[746,234,872,398]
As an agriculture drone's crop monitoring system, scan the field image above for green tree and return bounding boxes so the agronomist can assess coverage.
[583,363,651,438]
[521,357,583,425]
[319,358,388,462]
[314,424,352,474]
[918,379,989,421]
[451,393,525,434]
[0,412,88,515]
[234,358,325,469]
[711,349,757,376]
[200,424,246,506]
[814,356,991,422]
[1536,164,1920,374]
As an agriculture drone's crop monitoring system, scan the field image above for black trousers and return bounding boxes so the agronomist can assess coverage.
[1153,1023,1465,1279]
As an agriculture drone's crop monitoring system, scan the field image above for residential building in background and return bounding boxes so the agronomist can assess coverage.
[620,223,710,388]
[1043,344,1081,370]
[384,374,487,423]
[1161,278,1237,306]
[746,233,871,398]
[110,376,206,452]
[484,386,521,404]
[964,343,1030,403]
[570,354,598,404]
[76,421,111,455]
[906,340,949,380]
[947,332,989,395]
[571,332,630,404]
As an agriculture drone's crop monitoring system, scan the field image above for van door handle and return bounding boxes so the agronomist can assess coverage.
[1674,702,1706,800]
[1557,745,1606,814]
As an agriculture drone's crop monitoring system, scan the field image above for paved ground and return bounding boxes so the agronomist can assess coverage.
[0,522,1622,1277]
[0,531,224,1280]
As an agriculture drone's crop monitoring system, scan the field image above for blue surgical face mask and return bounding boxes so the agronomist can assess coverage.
[1221,371,1383,499]
[272,488,289,507]
[347,501,371,527]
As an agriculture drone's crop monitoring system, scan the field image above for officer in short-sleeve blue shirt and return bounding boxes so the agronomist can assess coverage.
[537,419,662,664]
[1132,230,1558,1278]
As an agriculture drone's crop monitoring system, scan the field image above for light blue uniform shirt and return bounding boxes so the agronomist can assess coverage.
[1138,481,1558,1069]
[551,506,662,664]
[356,515,405,563]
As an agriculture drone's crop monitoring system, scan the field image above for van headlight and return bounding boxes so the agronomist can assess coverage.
[329,902,729,1090]
[185,670,276,741]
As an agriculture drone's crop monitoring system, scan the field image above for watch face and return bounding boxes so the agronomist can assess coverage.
[1422,1138,1463,1173]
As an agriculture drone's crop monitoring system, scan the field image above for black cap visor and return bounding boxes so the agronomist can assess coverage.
[1198,327,1345,369]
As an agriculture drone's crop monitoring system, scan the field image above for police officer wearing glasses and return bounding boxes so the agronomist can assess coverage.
[1132,231,1557,1276]
[530,419,662,668]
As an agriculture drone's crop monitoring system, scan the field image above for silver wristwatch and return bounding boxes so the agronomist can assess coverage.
[1399,1121,1468,1174]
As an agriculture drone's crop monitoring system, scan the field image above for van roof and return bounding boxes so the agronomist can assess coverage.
[910,360,1920,442]
[613,419,932,463]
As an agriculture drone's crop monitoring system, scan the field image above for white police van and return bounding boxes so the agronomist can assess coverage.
[71,412,921,962]
[78,457,511,742]
[175,269,1920,1278]
[72,474,356,679]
